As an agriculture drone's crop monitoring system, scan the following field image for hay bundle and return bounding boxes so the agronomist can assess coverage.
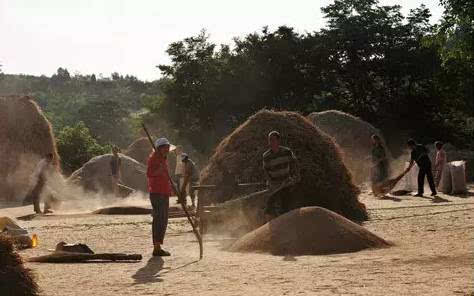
[200,109,366,221]
[0,95,60,201]
[125,137,152,164]
[0,236,39,295]
[308,110,391,183]
[229,207,389,255]
[68,154,148,194]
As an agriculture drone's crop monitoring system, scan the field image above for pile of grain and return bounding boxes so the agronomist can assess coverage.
[308,110,391,183]
[0,236,39,295]
[68,154,148,194]
[229,207,389,255]
[125,137,152,165]
[0,95,60,201]
[200,109,367,222]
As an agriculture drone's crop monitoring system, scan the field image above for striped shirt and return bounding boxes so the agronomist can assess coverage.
[262,146,298,186]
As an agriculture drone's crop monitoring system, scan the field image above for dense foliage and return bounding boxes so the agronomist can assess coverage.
[56,122,110,173]
[1,0,472,167]
[154,0,473,153]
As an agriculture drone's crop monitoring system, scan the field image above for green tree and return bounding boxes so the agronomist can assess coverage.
[56,122,110,173]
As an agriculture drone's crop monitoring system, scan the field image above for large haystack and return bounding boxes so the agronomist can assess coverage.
[0,236,39,295]
[200,109,367,221]
[68,154,148,194]
[0,95,60,201]
[125,137,152,164]
[229,207,389,255]
[308,110,391,183]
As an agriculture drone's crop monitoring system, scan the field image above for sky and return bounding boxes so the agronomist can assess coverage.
[0,0,444,81]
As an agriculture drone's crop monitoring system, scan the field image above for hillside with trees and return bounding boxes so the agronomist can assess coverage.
[1,0,472,171]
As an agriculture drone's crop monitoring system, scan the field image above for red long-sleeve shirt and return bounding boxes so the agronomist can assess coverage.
[146,152,172,196]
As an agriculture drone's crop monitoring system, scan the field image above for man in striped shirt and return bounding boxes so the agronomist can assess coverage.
[263,131,300,220]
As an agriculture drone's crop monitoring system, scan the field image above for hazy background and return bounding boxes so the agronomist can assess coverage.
[1,0,443,81]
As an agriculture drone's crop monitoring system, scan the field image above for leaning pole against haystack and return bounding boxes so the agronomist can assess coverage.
[198,109,368,234]
[0,95,61,202]
[308,110,392,184]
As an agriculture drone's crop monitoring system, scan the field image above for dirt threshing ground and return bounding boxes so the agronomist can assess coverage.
[1,186,473,296]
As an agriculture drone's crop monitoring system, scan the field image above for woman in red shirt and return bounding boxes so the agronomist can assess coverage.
[147,138,174,256]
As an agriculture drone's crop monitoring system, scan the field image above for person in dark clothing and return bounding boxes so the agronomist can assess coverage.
[262,131,300,221]
[406,139,437,197]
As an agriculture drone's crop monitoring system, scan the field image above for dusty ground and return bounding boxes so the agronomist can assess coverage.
[1,186,473,296]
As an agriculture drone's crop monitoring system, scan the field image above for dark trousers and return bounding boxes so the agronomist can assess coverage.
[418,164,437,195]
[264,187,291,217]
[25,176,51,213]
[149,193,169,245]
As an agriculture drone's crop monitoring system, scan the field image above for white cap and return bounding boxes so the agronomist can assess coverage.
[155,138,170,147]
[154,138,176,151]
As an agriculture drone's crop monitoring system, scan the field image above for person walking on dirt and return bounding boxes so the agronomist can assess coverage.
[174,145,184,203]
[262,131,300,221]
[406,139,437,197]
[370,134,389,197]
[147,138,174,256]
[110,146,122,196]
[24,153,55,214]
[434,141,447,187]
[179,153,198,208]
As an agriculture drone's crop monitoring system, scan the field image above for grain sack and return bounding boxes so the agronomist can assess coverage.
[229,207,389,255]
[308,110,392,184]
[438,165,452,194]
[200,109,367,222]
[450,161,467,194]
[0,95,60,201]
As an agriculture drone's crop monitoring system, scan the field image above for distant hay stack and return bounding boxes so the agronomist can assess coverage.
[0,236,39,295]
[200,109,367,222]
[308,110,391,184]
[125,137,152,164]
[0,95,60,201]
[68,154,148,194]
[229,207,390,255]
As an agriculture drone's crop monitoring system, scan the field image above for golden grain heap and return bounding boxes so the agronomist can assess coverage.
[308,110,391,184]
[0,236,39,295]
[0,95,60,201]
[229,207,389,255]
[125,137,152,164]
[200,109,367,222]
[68,154,148,194]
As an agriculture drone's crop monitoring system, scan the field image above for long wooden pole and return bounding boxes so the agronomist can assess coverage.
[142,123,203,260]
